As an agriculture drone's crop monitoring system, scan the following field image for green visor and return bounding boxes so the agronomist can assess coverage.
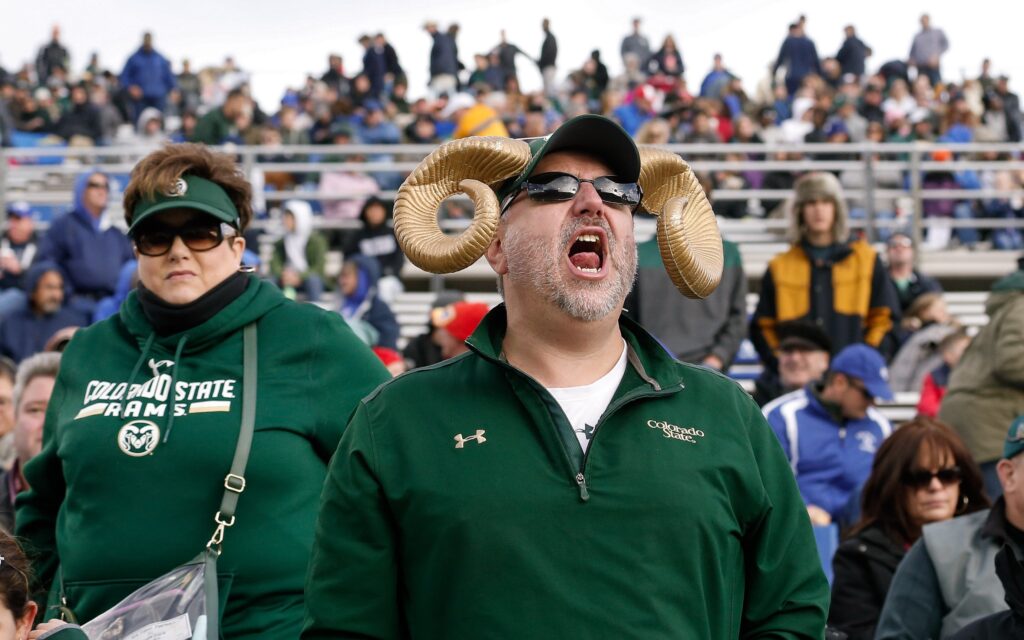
[129,175,240,232]
[494,114,641,204]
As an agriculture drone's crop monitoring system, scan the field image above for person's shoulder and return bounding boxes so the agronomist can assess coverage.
[675,360,750,397]
[922,508,990,541]
[865,406,893,434]
[848,238,878,258]
[53,313,129,369]
[769,243,805,264]
[762,387,809,418]
[364,351,478,405]
[839,525,899,554]
[261,296,336,330]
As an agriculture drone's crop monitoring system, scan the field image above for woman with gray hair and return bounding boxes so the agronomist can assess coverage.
[750,171,901,375]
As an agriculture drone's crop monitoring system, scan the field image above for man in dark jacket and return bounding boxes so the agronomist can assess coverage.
[835,25,870,80]
[320,54,351,97]
[773,22,822,97]
[55,83,102,144]
[886,232,942,312]
[35,172,134,315]
[35,25,69,85]
[0,263,87,363]
[359,35,387,100]
[119,32,177,119]
[424,21,458,96]
[494,30,528,87]
[538,18,558,97]
[992,76,1022,142]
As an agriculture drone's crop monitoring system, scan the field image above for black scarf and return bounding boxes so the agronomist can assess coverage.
[137,271,249,335]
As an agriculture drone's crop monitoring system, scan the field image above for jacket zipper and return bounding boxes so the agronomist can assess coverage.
[480,349,680,504]
[573,387,678,502]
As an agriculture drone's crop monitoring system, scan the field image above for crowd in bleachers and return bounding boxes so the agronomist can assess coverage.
[1,15,1023,242]
[1,13,1024,638]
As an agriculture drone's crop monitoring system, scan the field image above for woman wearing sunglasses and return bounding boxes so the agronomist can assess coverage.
[15,144,390,638]
[827,416,988,639]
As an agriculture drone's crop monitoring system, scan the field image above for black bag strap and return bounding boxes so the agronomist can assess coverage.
[206,321,258,552]
[203,322,258,640]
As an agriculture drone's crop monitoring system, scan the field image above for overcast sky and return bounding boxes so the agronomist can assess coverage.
[4,0,1022,110]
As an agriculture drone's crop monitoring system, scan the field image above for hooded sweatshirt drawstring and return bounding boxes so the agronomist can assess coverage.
[125,332,156,395]
[125,331,189,445]
[162,335,188,443]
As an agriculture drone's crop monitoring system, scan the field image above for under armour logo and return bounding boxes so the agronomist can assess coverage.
[574,424,597,440]
[454,430,487,448]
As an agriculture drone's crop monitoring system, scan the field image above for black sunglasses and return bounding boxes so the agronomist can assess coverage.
[902,466,962,489]
[87,181,109,190]
[132,220,236,257]
[505,172,643,213]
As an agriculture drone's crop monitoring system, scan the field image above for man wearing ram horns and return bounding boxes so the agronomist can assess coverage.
[303,115,829,639]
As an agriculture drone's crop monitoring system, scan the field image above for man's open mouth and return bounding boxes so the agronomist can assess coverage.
[567,231,606,274]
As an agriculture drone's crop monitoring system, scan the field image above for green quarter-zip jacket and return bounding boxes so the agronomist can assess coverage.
[17,275,391,638]
[304,305,829,639]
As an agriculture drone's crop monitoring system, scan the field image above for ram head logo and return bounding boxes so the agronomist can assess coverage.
[117,420,161,457]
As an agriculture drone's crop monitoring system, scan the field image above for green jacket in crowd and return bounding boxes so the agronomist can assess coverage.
[270,232,329,280]
[304,305,830,639]
[190,107,236,145]
[940,268,1024,463]
[16,275,390,638]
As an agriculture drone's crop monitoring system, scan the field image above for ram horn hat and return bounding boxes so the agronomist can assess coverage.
[392,115,722,298]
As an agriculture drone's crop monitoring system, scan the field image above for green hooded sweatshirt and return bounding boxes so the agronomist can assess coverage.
[17,275,390,638]
[304,305,829,639]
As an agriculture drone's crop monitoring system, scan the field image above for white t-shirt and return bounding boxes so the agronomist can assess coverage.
[547,341,628,452]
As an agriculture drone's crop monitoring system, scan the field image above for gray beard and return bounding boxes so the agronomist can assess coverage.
[502,218,637,322]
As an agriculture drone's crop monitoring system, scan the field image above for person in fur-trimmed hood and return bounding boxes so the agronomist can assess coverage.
[750,171,901,377]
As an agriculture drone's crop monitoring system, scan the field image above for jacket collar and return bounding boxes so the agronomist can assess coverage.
[983,497,1012,544]
[465,303,685,391]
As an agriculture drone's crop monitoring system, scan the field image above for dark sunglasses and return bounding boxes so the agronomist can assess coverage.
[505,172,643,213]
[87,181,109,190]
[903,466,962,489]
[132,220,236,257]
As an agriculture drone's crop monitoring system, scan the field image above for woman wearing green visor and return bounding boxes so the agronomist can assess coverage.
[16,144,390,638]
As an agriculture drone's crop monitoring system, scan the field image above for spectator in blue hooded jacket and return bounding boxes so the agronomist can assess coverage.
[92,260,137,323]
[35,171,134,315]
[0,262,88,363]
[763,344,895,525]
[119,32,177,120]
[337,254,399,350]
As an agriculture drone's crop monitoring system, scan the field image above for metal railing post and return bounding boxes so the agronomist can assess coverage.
[909,145,924,259]
[863,148,877,243]
[0,150,7,223]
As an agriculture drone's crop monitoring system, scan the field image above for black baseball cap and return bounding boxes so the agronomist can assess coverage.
[495,114,641,202]
[776,320,832,353]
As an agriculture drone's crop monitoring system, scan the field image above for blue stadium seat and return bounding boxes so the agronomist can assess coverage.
[8,131,66,165]
[813,524,839,585]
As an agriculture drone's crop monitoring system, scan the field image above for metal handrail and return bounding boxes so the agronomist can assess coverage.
[5,140,1024,245]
